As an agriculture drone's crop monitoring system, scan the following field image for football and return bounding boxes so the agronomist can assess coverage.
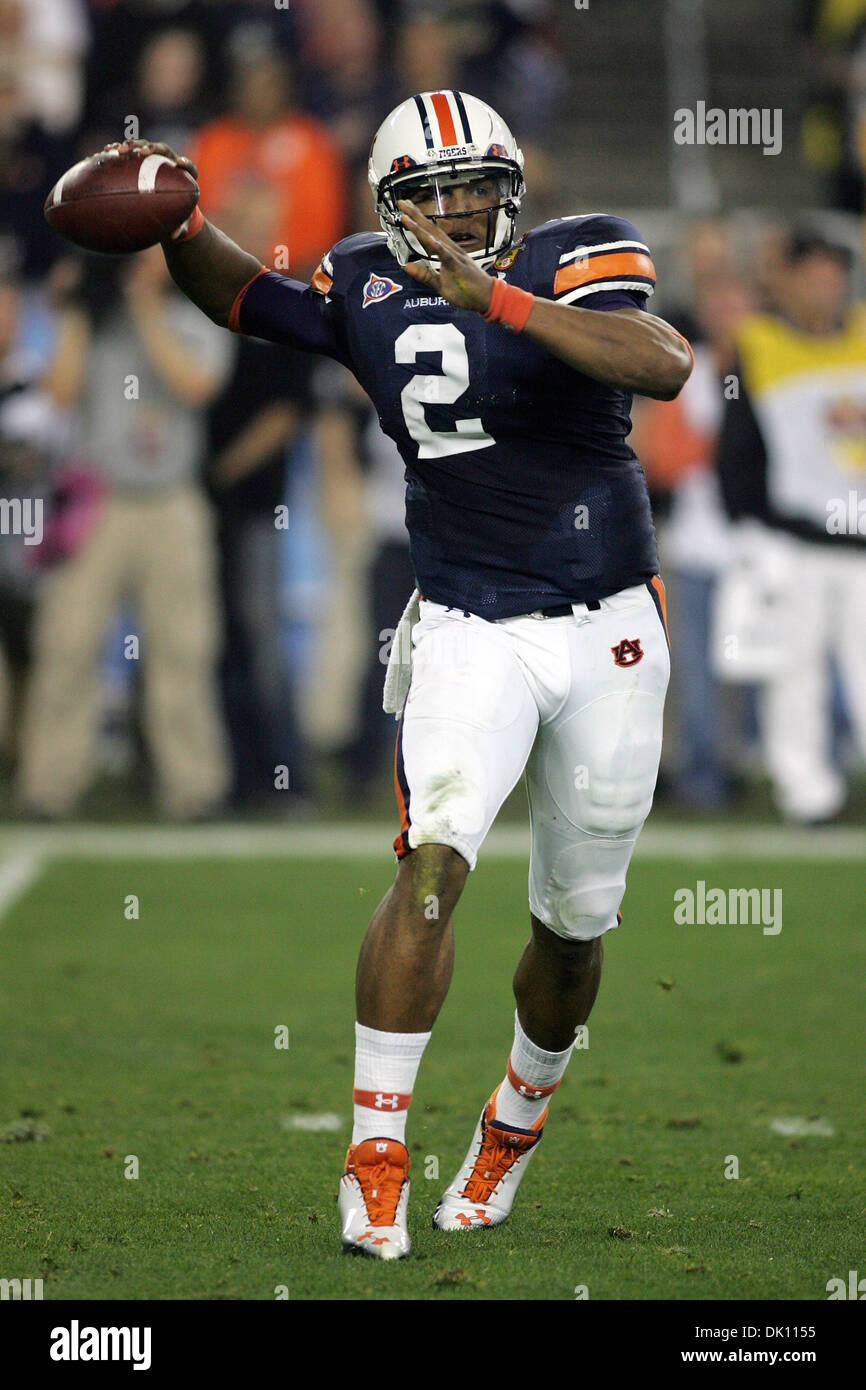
[44,148,199,254]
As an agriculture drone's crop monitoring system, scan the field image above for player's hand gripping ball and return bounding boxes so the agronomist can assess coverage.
[44,141,199,254]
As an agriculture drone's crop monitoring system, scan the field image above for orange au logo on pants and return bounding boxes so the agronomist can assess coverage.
[612,638,644,667]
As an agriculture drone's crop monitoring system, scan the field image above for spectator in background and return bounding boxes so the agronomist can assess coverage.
[0,60,75,280]
[393,1,563,217]
[0,0,90,136]
[204,180,312,810]
[463,0,565,146]
[715,228,866,823]
[394,2,463,93]
[293,0,394,226]
[802,0,866,211]
[315,363,414,798]
[189,49,346,280]
[633,263,753,809]
[83,0,222,132]
[128,27,208,152]
[0,273,72,774]
[17,250,231,820]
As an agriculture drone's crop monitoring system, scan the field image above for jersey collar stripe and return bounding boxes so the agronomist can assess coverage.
[557,278,656,304]
[414,94,435,149]
[452,89,473,143]
[430,91,458,146]
[559,240,650,264]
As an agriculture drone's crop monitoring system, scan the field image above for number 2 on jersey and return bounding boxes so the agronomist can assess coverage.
[395,323,495,459]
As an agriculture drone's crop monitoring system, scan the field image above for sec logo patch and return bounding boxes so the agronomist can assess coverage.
[363,272,402,308]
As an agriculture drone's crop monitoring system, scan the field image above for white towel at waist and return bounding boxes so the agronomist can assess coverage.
[382,588,420,716]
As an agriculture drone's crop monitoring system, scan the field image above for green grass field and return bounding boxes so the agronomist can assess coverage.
[0,832,863,1301]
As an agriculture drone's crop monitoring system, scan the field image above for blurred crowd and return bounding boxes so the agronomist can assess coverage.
[0,0,863,826]
[803,0,866,212]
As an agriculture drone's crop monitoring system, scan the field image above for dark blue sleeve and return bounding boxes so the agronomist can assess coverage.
[577,288,651,312]
[230,269,351,367]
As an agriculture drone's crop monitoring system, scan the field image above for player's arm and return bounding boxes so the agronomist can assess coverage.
[516,301,692,401]
[163,216,262,328]
[399,201,692,401]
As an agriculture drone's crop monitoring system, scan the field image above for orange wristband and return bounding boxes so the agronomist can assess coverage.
[483,275,534,332]
[173,204,204,242]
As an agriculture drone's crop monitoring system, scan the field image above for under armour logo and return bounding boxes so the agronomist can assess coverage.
[456,1209,491,1226]
[375,1093,400,1110]
[519,1084,544,1098]
[375,1141,389,1153]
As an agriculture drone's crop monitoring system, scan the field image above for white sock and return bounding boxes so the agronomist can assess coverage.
[352,1022,431,1145]
[493,1010,574,1130]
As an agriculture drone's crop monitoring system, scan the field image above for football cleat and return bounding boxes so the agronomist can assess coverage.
[339,1138,411,1260]
[433,1085,546,1231]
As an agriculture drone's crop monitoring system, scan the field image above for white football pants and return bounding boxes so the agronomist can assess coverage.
[392,582,670,940]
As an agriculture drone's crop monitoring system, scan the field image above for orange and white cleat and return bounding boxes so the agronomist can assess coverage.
[339,1138,411,1259]
[433,1086,546,1231]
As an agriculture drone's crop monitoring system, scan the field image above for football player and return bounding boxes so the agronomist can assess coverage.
[109,90,691,1260]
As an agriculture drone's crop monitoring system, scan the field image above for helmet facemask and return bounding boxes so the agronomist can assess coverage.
[375,161,523,270]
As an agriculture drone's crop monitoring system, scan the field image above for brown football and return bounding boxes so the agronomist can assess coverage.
[44,149,199,254]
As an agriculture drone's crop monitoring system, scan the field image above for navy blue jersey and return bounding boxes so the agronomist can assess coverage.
[231,214,662,618]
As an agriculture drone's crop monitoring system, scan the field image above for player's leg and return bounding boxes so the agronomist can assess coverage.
[340,602,539,1259]
[355,841,466,1033]
[434,582,669,1230]
[513,918,603,1051]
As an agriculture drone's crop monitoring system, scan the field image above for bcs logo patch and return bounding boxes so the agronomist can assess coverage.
[363,272,402,308]
[612,637,644,667]
[494,236,526,271]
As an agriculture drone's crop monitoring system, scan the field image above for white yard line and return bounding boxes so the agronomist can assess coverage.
[0,822,864,862]
[0,850,45,926]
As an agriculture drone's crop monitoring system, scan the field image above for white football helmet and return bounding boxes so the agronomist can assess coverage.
[368,91,525,270]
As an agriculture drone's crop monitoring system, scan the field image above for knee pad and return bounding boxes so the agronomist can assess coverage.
[531,837,632,941]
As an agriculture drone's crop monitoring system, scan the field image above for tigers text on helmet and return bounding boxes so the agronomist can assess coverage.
[368,91,525,270]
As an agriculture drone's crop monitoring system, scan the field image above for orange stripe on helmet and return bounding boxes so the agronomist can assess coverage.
[430,91,458,147]
[553,251,656,297]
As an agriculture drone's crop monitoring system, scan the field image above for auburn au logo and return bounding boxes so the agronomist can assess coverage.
[612,637,643,667]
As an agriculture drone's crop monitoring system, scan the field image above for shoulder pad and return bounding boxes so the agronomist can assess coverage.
[527,215,656,304]
[312,233,391,298]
